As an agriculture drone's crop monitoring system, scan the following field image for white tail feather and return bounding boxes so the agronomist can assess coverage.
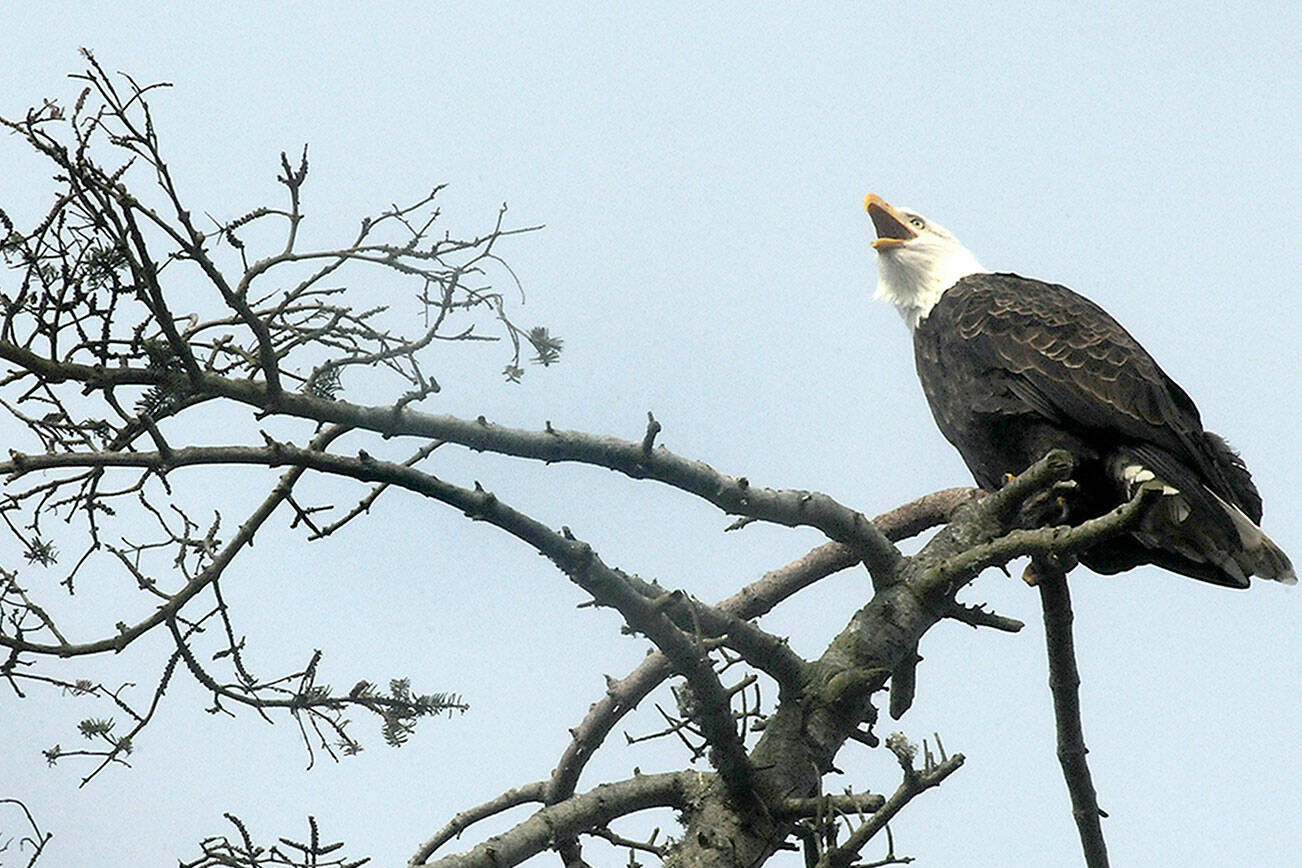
[1208,491,1297,585]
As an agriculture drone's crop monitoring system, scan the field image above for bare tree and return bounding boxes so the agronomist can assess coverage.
[3,56,1152,868]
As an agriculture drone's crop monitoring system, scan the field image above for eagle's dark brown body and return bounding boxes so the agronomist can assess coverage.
[913,273,1268,587]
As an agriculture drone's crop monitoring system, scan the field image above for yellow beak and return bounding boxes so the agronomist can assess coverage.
[865,194,916,250]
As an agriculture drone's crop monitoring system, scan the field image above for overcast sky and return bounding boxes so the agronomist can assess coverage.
[2,3,1299,867]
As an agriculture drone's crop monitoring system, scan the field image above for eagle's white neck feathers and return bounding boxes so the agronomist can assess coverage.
[872,207,985,331]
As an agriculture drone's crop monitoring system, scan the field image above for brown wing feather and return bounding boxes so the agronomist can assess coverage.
[943,273,1228,493]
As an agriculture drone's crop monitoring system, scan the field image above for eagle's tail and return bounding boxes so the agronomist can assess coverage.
[1108,449,1296,588]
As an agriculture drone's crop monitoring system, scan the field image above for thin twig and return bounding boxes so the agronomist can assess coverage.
[816,746,964,868]
[409,781,547,865]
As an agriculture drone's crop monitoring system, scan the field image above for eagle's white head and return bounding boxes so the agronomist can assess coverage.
[865,194,985,330]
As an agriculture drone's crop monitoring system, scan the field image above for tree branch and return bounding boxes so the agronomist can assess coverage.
[817,737,964,868]
[416,772,705,868]
[0,351,903,577]
[773,791,887,819]
[922,483,1159,591]
[0,797,52,867]
[663,452,1097,867]
[409,781,547,867]
[619,577,809,694]
[12,438,763,806]
[1037,561,1109,868]
[536,490,973,864]
[0,428,348,658]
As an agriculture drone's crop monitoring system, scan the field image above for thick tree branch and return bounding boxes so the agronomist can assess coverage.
[620,577,809,694]
[773,791,887,819]
[666,452,1141,867]
[540,489,973,817]
[417,772,705,868]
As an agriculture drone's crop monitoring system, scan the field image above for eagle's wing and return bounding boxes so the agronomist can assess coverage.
[944,273,1232,496]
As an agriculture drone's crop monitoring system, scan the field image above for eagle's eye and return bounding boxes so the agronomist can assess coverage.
[908,217,925,229]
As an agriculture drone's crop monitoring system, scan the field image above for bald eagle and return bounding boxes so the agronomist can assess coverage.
[865,194,1294,588]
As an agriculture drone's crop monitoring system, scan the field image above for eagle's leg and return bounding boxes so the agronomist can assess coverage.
[1000,470,1081,585]
[1015,478,1079,529]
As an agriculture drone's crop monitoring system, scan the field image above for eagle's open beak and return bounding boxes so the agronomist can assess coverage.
[865,194,915,250]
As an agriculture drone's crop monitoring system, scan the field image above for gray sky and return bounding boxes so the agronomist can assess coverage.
[2,3,1299,866]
